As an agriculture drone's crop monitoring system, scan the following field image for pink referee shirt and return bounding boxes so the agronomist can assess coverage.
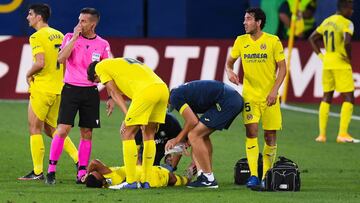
[61,33,111,86]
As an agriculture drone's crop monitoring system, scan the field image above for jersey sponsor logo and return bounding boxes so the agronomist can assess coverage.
[204,118,210,122]
[247,114,253,120]
[244,44,250,48]
[243,53,268,59]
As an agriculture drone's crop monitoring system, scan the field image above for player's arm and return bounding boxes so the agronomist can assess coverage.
[344,32,352,62]
[26,53,45,85]
[225,55,240,85]
[267,59,287,106]
[106,89,115,117]
[58,24,82,64]
[88,159,112,175]
[165,106,198,151]
[104,80,128,114]
[309,30,324,60]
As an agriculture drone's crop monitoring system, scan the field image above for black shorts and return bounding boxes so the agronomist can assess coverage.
[199,85,243,130]
[58,83,100,128]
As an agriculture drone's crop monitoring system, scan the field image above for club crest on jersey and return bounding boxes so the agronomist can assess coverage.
[260,43,266,50]
[247,114,253,120]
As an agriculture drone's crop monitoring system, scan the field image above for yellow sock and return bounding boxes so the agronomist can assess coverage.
[262,144,277,180]
[246,137,259,177]
[319,101,330,136]
[104,169,126,186]
[30,134,44,175]
[142,140,156,183]
[174,174,189,186]
[339,102,353,135]
[123,140,138,183]
[64,137,79,164]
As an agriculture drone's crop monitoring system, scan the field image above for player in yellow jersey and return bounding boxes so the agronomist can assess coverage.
[309,0,359,144]
[83,159,189,189]
[225,7,287,188]
[87,58,169,189]
[18,4,79,180]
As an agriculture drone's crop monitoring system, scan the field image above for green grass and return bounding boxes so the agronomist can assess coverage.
[0,101,359,203]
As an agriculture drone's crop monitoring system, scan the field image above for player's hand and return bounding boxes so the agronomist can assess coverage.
[26,75,34,86]
[266,91,277,106]
[165,138,178,151]
[106,98,115,117]
[73,23,82,39]
[225,68,240,85]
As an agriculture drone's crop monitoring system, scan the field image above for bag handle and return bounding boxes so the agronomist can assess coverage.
[278,156,297,166]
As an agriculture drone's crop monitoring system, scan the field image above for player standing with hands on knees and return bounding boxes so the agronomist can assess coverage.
[309,0,359,144]
[45,8,112,184]
[226,8,287,189]
[87,57,169,189]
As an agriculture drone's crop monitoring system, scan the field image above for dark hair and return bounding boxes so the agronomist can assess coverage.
[85,174,103,188]
[245,7,266,30]
[29,4,51,23]
[338,0,353,10]
[80,7,100,23]
[87,61,99,82]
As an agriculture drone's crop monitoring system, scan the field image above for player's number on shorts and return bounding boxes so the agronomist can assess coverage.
[124,57,143,65]
[55,44,61,69]
[324,30,335,52]
[244,102,251,112]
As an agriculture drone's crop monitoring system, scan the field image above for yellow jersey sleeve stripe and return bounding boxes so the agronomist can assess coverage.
[179,103,189,115]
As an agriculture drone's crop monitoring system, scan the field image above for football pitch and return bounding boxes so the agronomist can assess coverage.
[0,101,359,203]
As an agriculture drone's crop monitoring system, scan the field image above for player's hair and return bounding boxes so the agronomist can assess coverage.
[338,0,353,10]
[28,4,51,23]
[85,174,103,188]
[245,7,266,30]
[80,7,100,23]
[87,61,99,82]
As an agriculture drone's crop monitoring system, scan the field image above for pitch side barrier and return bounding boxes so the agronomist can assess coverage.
[0,37,359,104]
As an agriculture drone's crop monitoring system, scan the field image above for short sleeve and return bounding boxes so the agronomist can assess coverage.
[274,36,285,62]
[316,21,325,35]
[60,33,72,50]
[343,21,354,36]
[169,88,186,112]
[101,41,111,59]
[29,35,44,56]
[230,37,242,59]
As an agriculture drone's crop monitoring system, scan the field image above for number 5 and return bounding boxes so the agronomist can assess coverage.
[244,102,251,112]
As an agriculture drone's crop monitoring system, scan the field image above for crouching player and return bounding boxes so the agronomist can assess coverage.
[84,159,189,189]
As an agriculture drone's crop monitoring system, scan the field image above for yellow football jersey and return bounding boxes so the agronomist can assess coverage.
[105,166,169,187]
[230,32,285,101]
[316,14,353,70]
[29,27,64,94]
[96,58,165,99]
